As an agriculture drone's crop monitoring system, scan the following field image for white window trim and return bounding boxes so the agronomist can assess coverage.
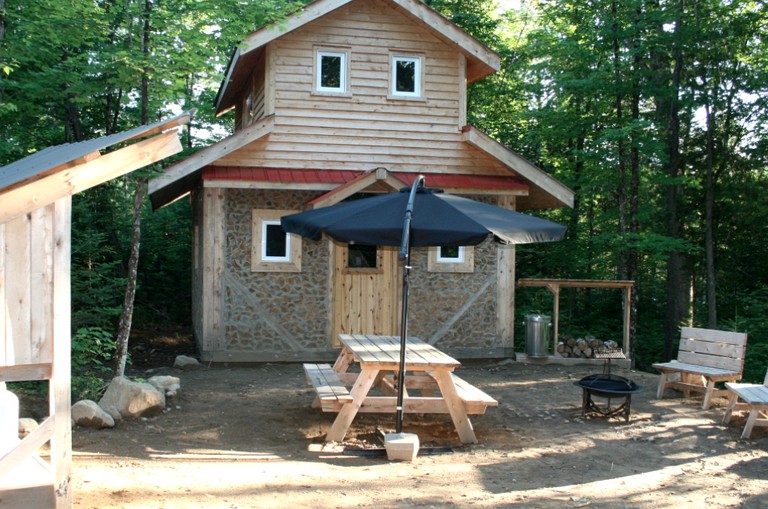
[436,246,466,264]
[261,219,291,262]
[252,209,302,272]
[314,49,349,94]
[428,246,474,273]
[389,54,423,99]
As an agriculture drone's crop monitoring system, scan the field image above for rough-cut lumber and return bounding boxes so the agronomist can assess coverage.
[722,369,768,439]
[303,363,353,412]
[653,327,748,410]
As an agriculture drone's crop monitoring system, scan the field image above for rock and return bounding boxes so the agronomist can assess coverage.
[18,418,38,439]
[147,375,181,398]
[98,376,166,419]
[72,400,115,429]
[174,355,201,370]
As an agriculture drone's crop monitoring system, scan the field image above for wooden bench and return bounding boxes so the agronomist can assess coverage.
[652,327,748,409]
[303,363,353,412]
[450,373,499,415]
[722,369,768,439]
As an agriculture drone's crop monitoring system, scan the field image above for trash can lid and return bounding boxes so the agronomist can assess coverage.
[525,314,550,321]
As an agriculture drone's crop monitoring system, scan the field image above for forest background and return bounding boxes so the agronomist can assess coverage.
[1,0,766,399]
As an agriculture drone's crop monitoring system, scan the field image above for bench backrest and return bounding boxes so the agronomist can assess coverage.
[677,327,748,373]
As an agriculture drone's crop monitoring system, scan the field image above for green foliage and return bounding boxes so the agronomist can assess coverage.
[71,327,116,400]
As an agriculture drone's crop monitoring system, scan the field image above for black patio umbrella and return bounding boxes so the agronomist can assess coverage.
[282,176,567,434]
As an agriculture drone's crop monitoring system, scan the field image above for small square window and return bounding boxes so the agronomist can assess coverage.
[437,246,465,263]
[315,50,348,93]
[348,244,378,269]
[391,55,422,97]
[252,210,302,272]
[428,246,474,273]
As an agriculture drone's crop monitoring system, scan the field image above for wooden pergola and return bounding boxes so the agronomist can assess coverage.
[0,112,190,508]
[517,278,635,359]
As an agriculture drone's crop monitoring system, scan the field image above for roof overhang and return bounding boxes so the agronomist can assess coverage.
[0,111,192,224]
[215,0,501,115]
[200,166,530,207]
[462,126,574,210]
[148,116,275,210]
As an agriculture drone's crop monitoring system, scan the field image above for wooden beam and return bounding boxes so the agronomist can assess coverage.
[51,196,72,508]
[0,364,52,382]
[0,416,54,480]
[0,131,183,224]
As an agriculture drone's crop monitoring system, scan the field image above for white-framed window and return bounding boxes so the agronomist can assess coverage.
[437,246,465,263]
[314,49,349,94]
[390,54,423,98]
[252,210,302,272]
[428,245,474,273]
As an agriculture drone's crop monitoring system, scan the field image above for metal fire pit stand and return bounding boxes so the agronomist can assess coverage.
[575,349,642,422]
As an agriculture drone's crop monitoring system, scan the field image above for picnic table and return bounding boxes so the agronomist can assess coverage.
[303,334,497,444]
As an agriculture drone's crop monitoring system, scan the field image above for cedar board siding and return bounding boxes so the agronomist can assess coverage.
[217,0,512,178]
[196,188,507,362]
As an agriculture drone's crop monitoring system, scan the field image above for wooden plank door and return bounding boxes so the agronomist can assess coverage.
[331,241,400,346]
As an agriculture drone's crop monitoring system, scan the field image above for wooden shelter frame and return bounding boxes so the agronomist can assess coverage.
[0,112,190,508]
[517,278,635,359]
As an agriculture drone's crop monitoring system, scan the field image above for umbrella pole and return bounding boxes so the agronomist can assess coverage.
[396,244,410,434]
[395,175,423,434]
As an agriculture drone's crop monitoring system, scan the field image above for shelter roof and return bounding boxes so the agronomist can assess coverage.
[0,111,192,224]
[214,0,501,115]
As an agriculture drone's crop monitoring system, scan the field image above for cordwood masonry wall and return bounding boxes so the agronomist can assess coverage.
[192,187,507,361]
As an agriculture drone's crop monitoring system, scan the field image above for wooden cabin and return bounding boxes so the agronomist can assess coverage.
[148,0,574,363]
[0,113,189,508]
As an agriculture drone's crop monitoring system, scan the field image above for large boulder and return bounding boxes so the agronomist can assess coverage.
[98,376,166,419]
[174,355,201,370]
[18,418,38,439]
[72,400,115,429]
[147,375,181,398]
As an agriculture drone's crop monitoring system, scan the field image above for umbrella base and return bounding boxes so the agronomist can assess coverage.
[384,432,419,461]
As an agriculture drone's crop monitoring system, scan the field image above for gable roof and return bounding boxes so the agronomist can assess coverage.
[1,111,192,224]
[215,0,501,115]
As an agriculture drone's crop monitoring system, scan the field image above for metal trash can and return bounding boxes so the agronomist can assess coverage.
[525,314,551,358]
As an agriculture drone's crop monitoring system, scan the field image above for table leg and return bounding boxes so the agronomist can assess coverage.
[325,367,379,443]
[433,370,477,444]
[723,391,739,424]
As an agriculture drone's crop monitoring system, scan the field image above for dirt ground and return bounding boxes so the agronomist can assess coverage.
[67,345,768,509]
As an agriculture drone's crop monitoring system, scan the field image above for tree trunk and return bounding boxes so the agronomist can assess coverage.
[704,102,717,327]
[663,2,687,361]
[113,178,147,378]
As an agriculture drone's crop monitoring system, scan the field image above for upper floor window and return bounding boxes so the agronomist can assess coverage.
[390,55,423,98]
[315,49,348,94]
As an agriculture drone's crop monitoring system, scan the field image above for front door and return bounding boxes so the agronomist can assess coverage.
[330,240,400,346]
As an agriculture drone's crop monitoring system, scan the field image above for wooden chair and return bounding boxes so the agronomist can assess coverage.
[722,369,768,439]
[652,327,748,409]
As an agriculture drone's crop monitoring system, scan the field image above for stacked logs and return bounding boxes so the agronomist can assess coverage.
[556,336,620,359]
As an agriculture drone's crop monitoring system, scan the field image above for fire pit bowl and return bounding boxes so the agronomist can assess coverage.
[574,374,642,421]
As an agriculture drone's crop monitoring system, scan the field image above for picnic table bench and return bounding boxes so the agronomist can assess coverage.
[652,327,748,409]
[302,334,498,443]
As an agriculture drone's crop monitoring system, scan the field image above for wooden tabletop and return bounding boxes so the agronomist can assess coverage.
[338,334,461,370]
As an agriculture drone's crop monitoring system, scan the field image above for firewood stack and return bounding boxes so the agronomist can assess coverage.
[556,335,620,359]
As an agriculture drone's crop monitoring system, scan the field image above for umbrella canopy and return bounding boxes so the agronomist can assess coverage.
[282,176,566,437]
[281,186,567,248]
